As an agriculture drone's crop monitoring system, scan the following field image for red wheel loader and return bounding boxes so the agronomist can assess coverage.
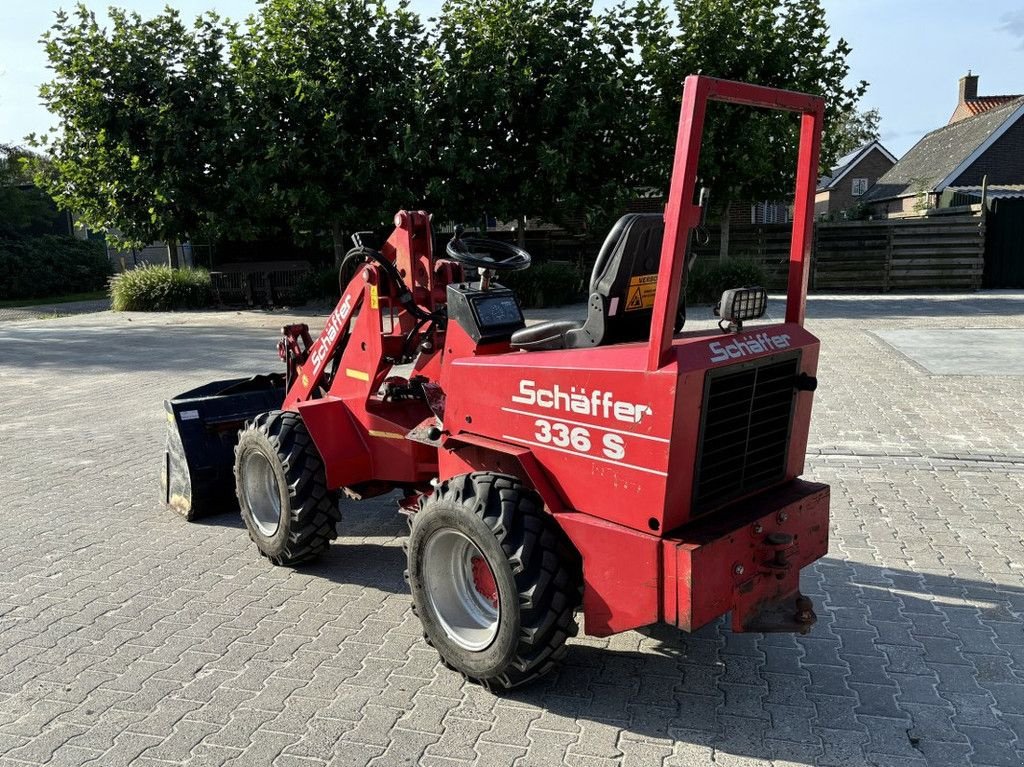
[163,76,830,689]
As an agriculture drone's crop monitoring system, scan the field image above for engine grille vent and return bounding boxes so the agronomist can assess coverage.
[692,354,799,513]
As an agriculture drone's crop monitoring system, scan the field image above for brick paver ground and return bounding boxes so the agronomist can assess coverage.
[0,299,111,323]
[1,292,1023,767]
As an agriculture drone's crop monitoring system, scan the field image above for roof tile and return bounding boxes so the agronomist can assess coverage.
[863,97,1024,202]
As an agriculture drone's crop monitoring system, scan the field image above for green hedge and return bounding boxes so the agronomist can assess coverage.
[685,259,767,305]
[498,260,583,308]
[109,265,214,311]
[290,261,585,309]
[0,235,111,300]
[295,267,339,303]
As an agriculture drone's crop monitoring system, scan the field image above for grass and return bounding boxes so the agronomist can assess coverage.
[0,290,109,309]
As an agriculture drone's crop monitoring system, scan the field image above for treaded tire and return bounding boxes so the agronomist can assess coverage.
[406,472,582,690]
[234,410,340,565]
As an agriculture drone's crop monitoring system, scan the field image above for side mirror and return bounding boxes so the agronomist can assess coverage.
[715,286,767,332]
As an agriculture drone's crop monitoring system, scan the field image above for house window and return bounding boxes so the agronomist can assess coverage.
[852,178,869,196]
[752,201,791,224]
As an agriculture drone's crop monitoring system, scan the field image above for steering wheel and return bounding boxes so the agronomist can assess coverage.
[446,234,532,272]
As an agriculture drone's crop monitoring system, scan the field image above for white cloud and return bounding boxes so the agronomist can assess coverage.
[999,10,1024,49]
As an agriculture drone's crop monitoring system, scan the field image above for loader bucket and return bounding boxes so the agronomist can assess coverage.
[162,374,285,520]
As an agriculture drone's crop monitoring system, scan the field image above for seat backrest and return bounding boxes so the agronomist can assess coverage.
[587,213,665,344]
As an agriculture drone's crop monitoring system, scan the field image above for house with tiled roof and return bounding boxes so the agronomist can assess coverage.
[814,140,896,218]
[949,72,1022,124]
[862,75,1024,217]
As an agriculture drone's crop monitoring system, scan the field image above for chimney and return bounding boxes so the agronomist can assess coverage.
[959,71,978,103]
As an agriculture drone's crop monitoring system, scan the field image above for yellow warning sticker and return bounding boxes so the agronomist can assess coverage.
[368,429,406,440]
[624,274,657,311]
[370,285,379,310]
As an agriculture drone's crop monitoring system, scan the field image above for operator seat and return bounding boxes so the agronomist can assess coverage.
[510,213,667,351]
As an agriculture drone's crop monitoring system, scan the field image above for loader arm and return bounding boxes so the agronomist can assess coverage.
[282,279,364,408]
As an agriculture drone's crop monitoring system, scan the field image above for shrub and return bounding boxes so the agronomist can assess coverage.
[109,265,213,311]
[685,259,767,305]
[498,260,583,308]
[295,267,339,303]
[0,235,111,300]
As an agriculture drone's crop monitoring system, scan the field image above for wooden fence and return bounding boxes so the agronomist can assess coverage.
[210,261,310,305]
[190,212,986,306]
[693,213,986,292]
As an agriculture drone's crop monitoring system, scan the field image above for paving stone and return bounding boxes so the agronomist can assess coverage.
[4,297,1024,767]
[141,719,223,763]
[278,717,354,762]
[475,741,528,765]
[341,704,405,747]
[816,727,870,766]
[858,715,924,760]
[395,694,460,735]
[945,690,1005,729]
[889,673,945,706]
[954,724,1021,766]
[568,720,625,759]
[618,740,673,767]
[802,663,855,696]
[809,695,865,733]
[82,732,165,767]
[364,727,438,766]
[516,728,576,766]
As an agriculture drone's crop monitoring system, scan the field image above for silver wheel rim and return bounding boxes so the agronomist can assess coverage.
[422,528,500,651]
[241,451,282,537]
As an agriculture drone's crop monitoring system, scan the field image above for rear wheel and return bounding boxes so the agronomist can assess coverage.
[406,472,582,689]
[234,410,340,565]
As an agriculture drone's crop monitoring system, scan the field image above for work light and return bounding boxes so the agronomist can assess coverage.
[716,286,768,331]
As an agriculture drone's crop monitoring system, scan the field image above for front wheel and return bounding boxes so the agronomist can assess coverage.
[234,410,340,565]
[406,472,582,689]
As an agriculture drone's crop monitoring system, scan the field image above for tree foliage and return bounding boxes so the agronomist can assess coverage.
[635,0,866,207]
[230,0,426,256]
[0,236,110,300]
[425,0,637,235]
[31,0,871,256]
[30,4,236,263]
[0,145,59,236]
[828,107,882,158]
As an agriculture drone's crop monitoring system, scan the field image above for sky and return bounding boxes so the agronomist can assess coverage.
[2,0,1024,158]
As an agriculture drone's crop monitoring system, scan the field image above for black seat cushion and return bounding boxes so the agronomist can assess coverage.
[510,214,666,351]
[506,319,582,351]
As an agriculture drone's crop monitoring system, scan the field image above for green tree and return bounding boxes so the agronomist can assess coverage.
[232,0,426,262]
[0,145,59,236]
[829,107,881,158]
[425,0,638,243]
[31,5,237,266]
[635,0,866,210]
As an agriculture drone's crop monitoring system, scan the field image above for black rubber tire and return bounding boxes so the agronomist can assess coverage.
[406,472,582,689]
[234,410,340,566]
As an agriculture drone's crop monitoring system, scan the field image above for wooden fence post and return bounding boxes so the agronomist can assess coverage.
[976,212,986,290]
[810,223,817,291]
[883,222,894,293]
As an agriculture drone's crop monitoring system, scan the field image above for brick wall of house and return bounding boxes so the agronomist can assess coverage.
[826,148,896,214]
[951,114,1024,186]
[871,192,940,218]
[727,201,752,225]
